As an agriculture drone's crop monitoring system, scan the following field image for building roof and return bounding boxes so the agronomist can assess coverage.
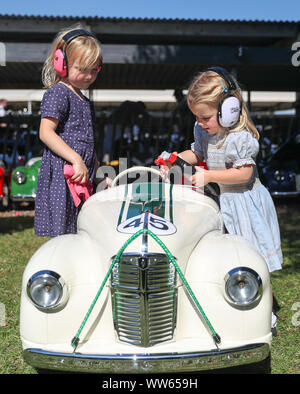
[0,13,299,23]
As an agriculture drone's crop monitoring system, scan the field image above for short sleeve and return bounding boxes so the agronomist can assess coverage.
[191,123,205,159]
[40,84,69,121]
[225,130,259,168]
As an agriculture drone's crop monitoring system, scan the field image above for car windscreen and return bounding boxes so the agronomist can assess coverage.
[268,138,300,172]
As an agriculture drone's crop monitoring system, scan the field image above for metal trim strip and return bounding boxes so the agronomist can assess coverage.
[23,342,270,373]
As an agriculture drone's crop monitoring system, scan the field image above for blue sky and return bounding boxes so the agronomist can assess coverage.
[0,0,299,22]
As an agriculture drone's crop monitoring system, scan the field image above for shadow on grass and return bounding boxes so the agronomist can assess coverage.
[274,199,300,273]
[0,216,34,234]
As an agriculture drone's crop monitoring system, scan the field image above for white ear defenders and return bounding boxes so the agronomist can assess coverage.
[207,67,241,128]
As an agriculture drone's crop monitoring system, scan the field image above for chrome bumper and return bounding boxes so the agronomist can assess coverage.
[11,194,35,202]
[271,191,300,197]
[23,343,270,373]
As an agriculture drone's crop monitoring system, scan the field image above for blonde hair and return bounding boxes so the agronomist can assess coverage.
[42,24,102,88]
[187,70,259,140]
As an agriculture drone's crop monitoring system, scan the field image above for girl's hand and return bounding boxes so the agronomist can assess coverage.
[39,118,90,184]
[72,158,89,184]
[160,165,170,181]
[97,177,113,191]
[166,151,178,168]
[190,166,210,186]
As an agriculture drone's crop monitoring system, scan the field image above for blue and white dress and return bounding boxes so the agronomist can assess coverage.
[191,124,282,272]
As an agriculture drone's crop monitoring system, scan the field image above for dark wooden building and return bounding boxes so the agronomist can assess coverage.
[0,14,300,92]
[1,14,300,169]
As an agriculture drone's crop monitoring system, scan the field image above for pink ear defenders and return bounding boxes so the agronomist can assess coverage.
[206,67,241,128]
[54,29,102,78]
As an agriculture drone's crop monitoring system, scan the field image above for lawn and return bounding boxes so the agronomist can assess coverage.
[0,201,299,374]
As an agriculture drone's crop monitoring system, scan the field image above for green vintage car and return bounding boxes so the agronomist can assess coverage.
[10,157,41,206]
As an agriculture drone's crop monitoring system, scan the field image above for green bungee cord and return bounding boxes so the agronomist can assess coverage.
[71,228,221,352]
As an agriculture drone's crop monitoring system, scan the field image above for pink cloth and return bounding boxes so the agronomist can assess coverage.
[63,165,93,208]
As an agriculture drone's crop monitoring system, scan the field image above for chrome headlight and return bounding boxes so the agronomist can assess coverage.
[27,270,68,311]
[224,267,262,308]
[13,171,26,184]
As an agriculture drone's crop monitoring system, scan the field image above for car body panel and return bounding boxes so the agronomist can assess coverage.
[20,179,272,373]
[259,133,300,197]
[0,160,10,209]
[10,157,41,202]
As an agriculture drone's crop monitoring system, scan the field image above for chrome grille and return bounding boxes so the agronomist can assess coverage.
[111,253,177,347]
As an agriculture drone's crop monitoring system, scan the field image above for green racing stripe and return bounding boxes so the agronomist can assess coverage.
[117,183,173,225]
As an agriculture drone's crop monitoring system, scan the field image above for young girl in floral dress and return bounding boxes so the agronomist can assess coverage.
[34,26,102,237]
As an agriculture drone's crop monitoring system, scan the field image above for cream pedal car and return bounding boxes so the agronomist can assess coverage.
[20,167,272,373]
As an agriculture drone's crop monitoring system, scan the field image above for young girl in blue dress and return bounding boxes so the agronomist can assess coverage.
[177,67,282,332]
[34,26,102,237]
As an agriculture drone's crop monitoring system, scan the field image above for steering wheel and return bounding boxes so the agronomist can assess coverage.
[111,166,170,187]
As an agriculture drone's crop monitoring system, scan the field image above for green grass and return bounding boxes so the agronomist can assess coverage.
[269,201,300,374]
[0,201,299,374]
[0,216,48,374]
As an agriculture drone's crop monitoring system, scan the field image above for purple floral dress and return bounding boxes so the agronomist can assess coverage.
[34,83,96,237]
